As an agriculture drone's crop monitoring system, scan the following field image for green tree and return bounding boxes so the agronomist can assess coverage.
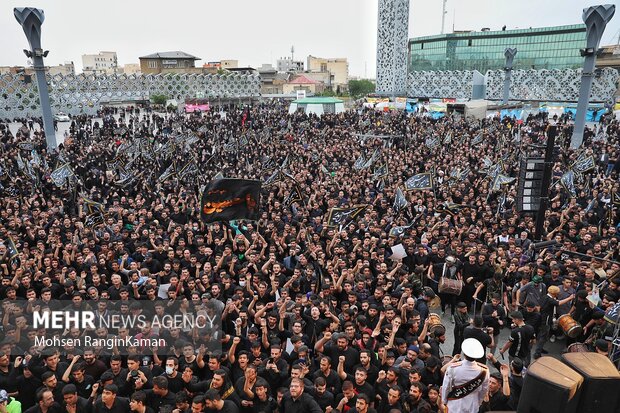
[348,79,375,98]
[150,94,167,105]
[318,89,336,97]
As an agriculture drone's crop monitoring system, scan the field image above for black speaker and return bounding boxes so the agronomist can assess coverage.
[561,352,620,413]
[517,357,583,413]
[516,157,546,212]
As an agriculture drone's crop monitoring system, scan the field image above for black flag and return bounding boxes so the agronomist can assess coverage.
[373,164,388,179]
[84,212,105,228]
[393,187,409,213]
[6,237,19,259]
[353,155,366,170]
[327,205,367,228]
[50,164,74,187]
[200,179,261,223]
[284,184,304,207]
[560,170,577,197]
[572,155,595,174]
[81,196,105,215]
[491,174,516,192]
[405,173,434,191]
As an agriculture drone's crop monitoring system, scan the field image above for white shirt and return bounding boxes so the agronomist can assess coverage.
[441,359,490,413]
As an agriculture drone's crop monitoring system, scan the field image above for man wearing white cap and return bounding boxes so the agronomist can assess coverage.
[441,338,490,412]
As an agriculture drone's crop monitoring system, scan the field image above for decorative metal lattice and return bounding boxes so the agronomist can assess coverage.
[485,67,619,103]
[407,70,475,99]
[376,0,409,96]
[0,72,262,119]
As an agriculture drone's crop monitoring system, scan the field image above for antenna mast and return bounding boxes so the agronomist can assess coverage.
[441,0,448,34]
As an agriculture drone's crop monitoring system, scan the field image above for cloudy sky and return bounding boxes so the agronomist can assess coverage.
[2,0,619,77]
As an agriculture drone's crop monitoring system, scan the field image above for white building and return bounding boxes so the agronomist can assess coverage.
[82,51,118,75]
[277,57,304,73]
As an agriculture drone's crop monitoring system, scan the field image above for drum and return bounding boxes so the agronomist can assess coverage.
[438,277,463,295]
[429,295,441,309]
[427,313,444,334]
[557,314,582,339]
[567,342,589,353]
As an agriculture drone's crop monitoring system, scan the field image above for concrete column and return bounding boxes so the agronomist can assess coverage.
[502,48,517,105]
[571,4,615,149]
[14,7,57,150]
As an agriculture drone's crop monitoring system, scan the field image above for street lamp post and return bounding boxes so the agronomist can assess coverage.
[502,48,517,105]
[14,7,56,150]
[571,4,615,149]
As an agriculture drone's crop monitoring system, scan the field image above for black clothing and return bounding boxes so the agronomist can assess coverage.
[144,389,176,411]
[279,392,322,413]
[92,397,130,413]
[508,324,535,359]
[463,326,492,364]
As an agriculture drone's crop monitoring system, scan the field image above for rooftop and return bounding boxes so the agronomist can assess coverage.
[139,51,200,60]
[293,97,343,104]
[410,24,586,43]
[288,74,319,85]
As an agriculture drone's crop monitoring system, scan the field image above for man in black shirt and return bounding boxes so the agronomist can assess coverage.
[24,389,61,413]
[463,316,493,364]
[499,311,535,367]
[143,376,176,412]
[376,385,403,413]
[92,384,130,413]
[61,384,91,413]
[534,286,573,359]
[249,378,277,413]
[402,382,431,413]
[279,378,322,413]
[453,302,470,356]
[312,377,335,412]
[204,388,239,413]
[479,370,510,411]
[128,391,155,413]
[312,356,341,396]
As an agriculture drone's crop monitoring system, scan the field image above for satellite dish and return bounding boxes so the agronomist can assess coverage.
[27,59,33,66]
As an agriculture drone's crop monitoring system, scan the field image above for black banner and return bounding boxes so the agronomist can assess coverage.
[6,237,19,259]
[81,196,105,216]
[327,205,367,228]
[393,187,409,212]
[200,179,261,223]
[405,173,433,191]
[284,184,304,207]
[560,170,577,197]
[572,155,596,174]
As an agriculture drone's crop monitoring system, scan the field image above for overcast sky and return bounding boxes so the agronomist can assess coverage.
[2,0,619,78]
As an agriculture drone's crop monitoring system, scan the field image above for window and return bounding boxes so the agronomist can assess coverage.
[468,39,472,46]
[148,60,157,69]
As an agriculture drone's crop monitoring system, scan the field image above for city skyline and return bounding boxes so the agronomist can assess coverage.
[1,0,619,78]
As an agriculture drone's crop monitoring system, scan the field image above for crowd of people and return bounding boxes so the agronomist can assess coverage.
[0,100,618,413]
